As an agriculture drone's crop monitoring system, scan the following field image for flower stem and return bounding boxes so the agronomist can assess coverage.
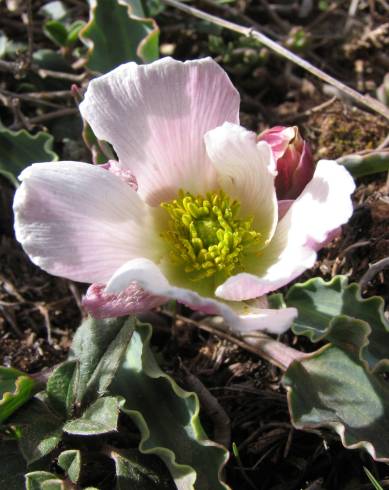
[162,310,304,371]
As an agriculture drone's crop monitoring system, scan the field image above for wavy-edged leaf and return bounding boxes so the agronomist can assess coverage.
[0,439,26,490]
[66,20,85,46]
[0,366,37,423]
[69,316,135,406]
[285,276,389,370]
[337,152,389,178]
[46,361,79,418]
[108,447,175,489]
[57,449,81,483]
[111,321,230,490]
[63,396,123,435]
[284,342,389,463]
[25,471,65,490]
[11,398,63,464]
[80,0,159,73]
[43,20,68,47]
[0,125,58,186]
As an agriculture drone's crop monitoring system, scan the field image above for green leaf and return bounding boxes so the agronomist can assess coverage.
[46,361,79,418]
[58,449,81,483]
[364,467,384,490]
[43,20,68,47]
[25,471,64,490]
[109,448,175,489]
[0,367,37,423]
[80,0,159,73]
[41,480,67,490]
[69,316,135,406]
[285,276,389,371]
[337,152,389,178]
[0,440,26,490]
[66,20,85,46]
[32,48,70,71]
[0,125,58,186]
[63,396,123,435]
[284,343,389,463]
[11,398,63,464]
[111,321,230,490]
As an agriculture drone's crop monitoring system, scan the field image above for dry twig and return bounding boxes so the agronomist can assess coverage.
[180,362,231,448]
[162,0,389,121]
[162,310,304,371]
[359,257,389,288]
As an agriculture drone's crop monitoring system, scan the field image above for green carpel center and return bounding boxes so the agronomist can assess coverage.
[161,190,260,282]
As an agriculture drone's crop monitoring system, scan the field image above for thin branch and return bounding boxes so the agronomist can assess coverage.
[162,0,389,121]
[180,362,231,448]
[162,310,304,371]
[25,0,34,69]
[0,89,65,109]
[21,90,74,100]
[10,107,79,130]
[0,59,20,74]
[377,132,389,150]
[359,257,389,288]
[34,67,86,82]
[281,96,337,122]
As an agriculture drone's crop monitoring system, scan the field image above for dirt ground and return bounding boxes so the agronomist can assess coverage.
[0,1,389,489]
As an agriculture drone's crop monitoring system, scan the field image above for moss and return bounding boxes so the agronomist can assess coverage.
[310,101,387,160]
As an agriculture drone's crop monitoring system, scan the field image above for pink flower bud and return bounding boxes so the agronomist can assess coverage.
[258,126,314,200]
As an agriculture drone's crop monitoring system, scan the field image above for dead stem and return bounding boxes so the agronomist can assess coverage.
[11,107,79,130]
[359,257,389,288]
[25,0,34,70]
[162,0,389,121]
[180,361,231,448]
[162,310,304,371]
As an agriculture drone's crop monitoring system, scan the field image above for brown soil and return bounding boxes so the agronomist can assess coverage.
[1,1,389,489]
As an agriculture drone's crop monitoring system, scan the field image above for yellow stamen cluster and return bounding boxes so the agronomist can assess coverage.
[161,190,260,282]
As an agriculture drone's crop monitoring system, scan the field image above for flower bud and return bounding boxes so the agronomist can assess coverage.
[258,126,314,200]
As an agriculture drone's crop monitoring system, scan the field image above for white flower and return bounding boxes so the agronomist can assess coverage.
[13,57,355,334]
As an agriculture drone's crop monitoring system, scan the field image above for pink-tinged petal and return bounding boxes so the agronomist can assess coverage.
[278,141,314,200]
[258,126,295,160]
[80,57,240,206]
[14,162,160,284]
[278,200,293,220]
[82,283,165,319]
[259,126,314,200]
[101,160,138,190]
[204,123,278,246]
[105,258,296,333]
[216,160,355,300]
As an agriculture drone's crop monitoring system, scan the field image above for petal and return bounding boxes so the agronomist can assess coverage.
[204,123,278,246]
[14,161,160,283]
[82,283,165,319]
[281,141,314,200]
[105,258,296,334]
[258,125,295,160]
[216,160,355,300]
[278,199,293,220]
[80,57,240,206]
[101,160,138,190]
